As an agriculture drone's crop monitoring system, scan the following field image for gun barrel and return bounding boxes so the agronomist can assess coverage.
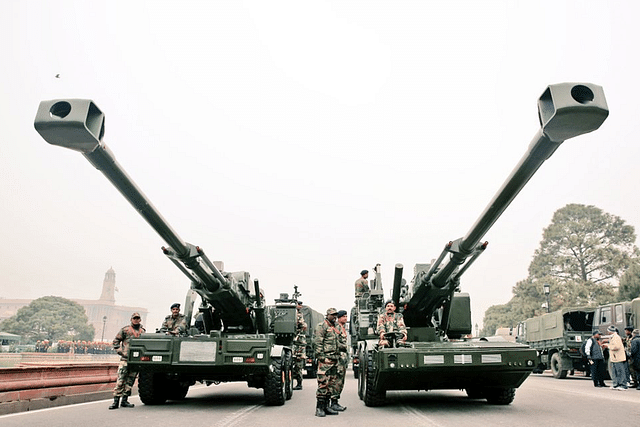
[431,83,608,287]
[34,99,223,292]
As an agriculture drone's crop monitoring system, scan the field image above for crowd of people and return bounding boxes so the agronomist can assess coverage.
[584,325,640,390]
[34,340,116,354]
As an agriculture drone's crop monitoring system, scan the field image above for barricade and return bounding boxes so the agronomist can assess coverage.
[0,361,123,415]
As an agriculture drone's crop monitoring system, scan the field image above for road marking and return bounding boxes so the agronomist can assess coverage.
[214,404,262,427]
[401,404,442,427]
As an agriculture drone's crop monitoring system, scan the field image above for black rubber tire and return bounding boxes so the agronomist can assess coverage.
[550,353,568,379]
[284,351,293,401]
[166,381,189,400]
[357,349,366,400]
[485,387,516,405]
[138,372,168,405]
[264,358,286,406]
[363,352,386,407]
[465,388,484,399]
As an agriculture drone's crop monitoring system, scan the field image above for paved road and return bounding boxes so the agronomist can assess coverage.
[2,372,638,427]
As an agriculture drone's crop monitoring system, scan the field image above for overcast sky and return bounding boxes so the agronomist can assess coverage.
[1,1,639,332]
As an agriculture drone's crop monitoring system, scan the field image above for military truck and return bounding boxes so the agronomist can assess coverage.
[516,307,595,378]
[34,100,304,406]
[592,298,640,335]
[353,83,609,406]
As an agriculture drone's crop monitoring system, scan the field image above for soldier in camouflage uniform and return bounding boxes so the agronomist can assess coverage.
[376,300,407,348]
[293,300,307,390]
[355,270,369,298]
[110,312,145,409]
[330,310,349,412]
[313,308,341,417]
[161,303,188,335]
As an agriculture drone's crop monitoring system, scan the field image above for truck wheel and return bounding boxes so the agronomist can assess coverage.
[485,387,515,405]
[138,371,168,405]
[284,351,293,401]
[264,358,286,406]
[550,353,568,379]
[363,353,386,407]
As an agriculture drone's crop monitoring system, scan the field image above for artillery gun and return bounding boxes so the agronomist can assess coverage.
[353,83,609,406]
[34,100,301,406]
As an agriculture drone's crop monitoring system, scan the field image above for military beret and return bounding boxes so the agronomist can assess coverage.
[625,326,634,331]
[384,299,396,306]
[336,310,348,318]
[171,303,181,309]
[326,307,338,315]
[131,312,141,319]
[592,330,601,336]
[360,270,368,276]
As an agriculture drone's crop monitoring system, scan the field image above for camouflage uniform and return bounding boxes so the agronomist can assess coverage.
[332,322,349,400]
[161,314,187,335]
[313,318,341,399]
[355,277,369,298]
[376,311,407,347]
[112,323,145,397]
[293,308,308,385]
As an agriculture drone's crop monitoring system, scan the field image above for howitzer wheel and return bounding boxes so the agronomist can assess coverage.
[264,357,286,406]
[138,372,168,405]
[363,352,386,407]
[357,348,366,400]
[284,351,293,401]
[550,353,568,379]
[484,387,516,405]
[166,379,190,400]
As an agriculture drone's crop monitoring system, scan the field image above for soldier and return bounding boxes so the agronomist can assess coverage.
[355,270,369,298]
[292,300,307,390]
[313,308,341,417]
[330,310,349,412]
[624,326,637,387]
[161,303,187,335]
[110,312,145,409]
[376,300,407,348]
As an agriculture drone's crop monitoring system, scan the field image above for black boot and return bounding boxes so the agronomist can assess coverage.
[108,397,120,410]
[323,398,339,415]
[315,398,326,417]
[293,380,302,390]
[120,396,135,408]
[330,398,346,411]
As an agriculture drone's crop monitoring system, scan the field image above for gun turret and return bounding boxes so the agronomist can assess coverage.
[34,99,258,333]
[402,83,609,332]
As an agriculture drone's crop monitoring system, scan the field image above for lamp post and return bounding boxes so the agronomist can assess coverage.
[101,316,107,341]
[543,283,551,313]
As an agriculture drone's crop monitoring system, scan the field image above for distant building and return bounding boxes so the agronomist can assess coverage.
[0,268,148,341]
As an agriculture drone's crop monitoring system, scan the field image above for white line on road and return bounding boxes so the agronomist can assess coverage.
[214,404,262,427]
[400,404,443,427]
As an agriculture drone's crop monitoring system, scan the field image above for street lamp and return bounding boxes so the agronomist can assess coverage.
[543,284,551,313]
[101,316,107,341]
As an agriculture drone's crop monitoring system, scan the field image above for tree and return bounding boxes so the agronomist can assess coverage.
[618,261,640,301]
[528,204,637,287]
[482,204,638,335]
[0,296,95,343]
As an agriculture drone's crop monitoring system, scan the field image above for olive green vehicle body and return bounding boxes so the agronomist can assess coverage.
[354,83,609,406]
[516,307,595,378]
[34,100,305,406]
